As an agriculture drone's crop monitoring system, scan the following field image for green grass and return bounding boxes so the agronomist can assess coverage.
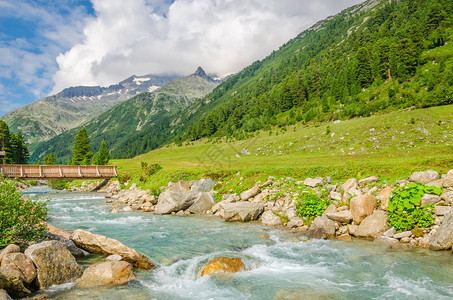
[110,105,453,196]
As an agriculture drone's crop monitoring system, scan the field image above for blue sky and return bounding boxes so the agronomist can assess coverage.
[0,0,363,116]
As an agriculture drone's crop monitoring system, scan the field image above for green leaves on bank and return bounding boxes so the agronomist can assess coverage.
[388,183,441,232]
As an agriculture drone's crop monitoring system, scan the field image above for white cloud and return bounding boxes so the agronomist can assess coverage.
[52,0,364,93]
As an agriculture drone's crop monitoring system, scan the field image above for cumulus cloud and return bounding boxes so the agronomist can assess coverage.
[52,0,363,93]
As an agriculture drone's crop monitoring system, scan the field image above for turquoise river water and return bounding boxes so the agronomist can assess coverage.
[22,186,453,299]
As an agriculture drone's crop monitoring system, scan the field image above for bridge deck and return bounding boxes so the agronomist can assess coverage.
[0,164,117,180]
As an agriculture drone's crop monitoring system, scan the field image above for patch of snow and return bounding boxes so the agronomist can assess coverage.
[148,86,159,92]
[133,77,151,85]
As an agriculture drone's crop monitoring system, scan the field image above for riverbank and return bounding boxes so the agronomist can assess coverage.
[89,168,453,252]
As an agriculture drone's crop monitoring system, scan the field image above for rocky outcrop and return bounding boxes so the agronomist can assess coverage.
[222,202,264,222]
[201,257,244,276]
[24,241,82,289]
[191,178,215,192]
[354,210,388,239]
[0,253,36,285]
[308,216,335,239]
[350,195,376,224]
[429,211,453,250]
[154,181,197,214]
[70,229,154,270]
[77,261,136,288]
[409,170,440,184]
[261,211,282,226]
[0,246,20,262]
[187,193,215,214]
[0,268,30,298]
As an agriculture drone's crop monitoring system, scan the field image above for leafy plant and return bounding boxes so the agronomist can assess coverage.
[296,192,330,222]
[387,183,440,232]
[47,179,70,190]
[141,162,163,176]
[0,178,49,246]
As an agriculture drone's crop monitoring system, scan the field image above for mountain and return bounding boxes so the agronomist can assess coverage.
[30,68,219,162]
[1,73,179,144]
[175,0,452,142]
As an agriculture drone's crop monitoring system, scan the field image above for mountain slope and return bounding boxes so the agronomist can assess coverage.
[172,0,452,141]
[30,68,219,162]
[1,74,178,143]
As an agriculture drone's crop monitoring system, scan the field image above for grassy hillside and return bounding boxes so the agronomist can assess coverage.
[112,104,453,197]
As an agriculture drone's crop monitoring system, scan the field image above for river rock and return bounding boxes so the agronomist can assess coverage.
[77,261,136,288]
[0,289,12,300]
[421,194,441,206]
[191,178,215,192]
[1,253,36,285]
[383,227,396,237]
[375,236,399,246]
[358,176,379,186]
[444,169,453,187]
[43,232,85,258]
[222,202,264,222]
[24,241,82,289]
[435,206,451,216]
[429,211,453,250]
[44,222,70,239]
[354,210,388,239]
[304,177,324,187]
[308,216,335,239]
[187,193,215,214]
[240,186,261,201]
[201,257,244,276]
[322,204,337,217]
[0,245,20,263]
[325,210,353,224]
[155,181,197,214]
[350,195,376,224]
[329,191,342,201]
[261,211,282,226]
[0,268,30,298]
[287,217,304,228]
[409,170,440,184]
[377,187,394,210]
[342,178,361,196]
[393,231,412,239]
[70,229,154,270]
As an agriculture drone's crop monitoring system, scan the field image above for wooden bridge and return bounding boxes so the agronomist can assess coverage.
[0,164,117,180]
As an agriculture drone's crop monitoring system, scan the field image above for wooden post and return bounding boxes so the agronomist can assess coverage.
[20,165,23,177]
[59,166,63,177]
[96,165,100,176]
[78,166,82,177]
[39,165,42,177]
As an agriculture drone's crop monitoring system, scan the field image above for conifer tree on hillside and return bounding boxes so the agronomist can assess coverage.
[43,153,58,165]
[72,128,92,165]
[0,121,29,164]
[92,140,110,165]
[0,120,11,164]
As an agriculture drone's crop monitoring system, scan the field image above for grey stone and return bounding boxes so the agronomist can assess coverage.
[308,216,335,239]
[287,217,304,228]
[430,211,453,250]
[435,206,451,216]
[0,289,12,300]
[0,245,20,263]
[421,194,441,206]
[444,169,453,187]
[358,176,379,186]
[222,202,264,222]
[188,193,215,214]
[394,231,412,239]
[322,204,337,217]
[383,227,396,237]
[240,186,261,201]
[409,170,440,184]
[355,210,388,240]
[329,191,342,201]
[303,177,324,188]
[350,195,376,224]
[0,268,30,298]
[325,210,353,224]
[261,211,282,226]
[191,178,215,192]
[106,255,122,261]
[155,181,197,214]
[77,261,135,288]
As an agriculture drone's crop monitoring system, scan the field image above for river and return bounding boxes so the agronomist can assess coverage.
[23,186,453,299]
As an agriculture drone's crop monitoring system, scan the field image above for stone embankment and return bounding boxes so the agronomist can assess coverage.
[103,169,453,252]
[0,225,153,299]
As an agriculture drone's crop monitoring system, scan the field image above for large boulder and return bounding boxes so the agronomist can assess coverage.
[308,216,335,239]
[354,210,388,239]
[429,211,453,250]
[77,261,136,288]
[44,222,70,239]
[350,195,376,224]
[377,187,394,211]
[0,253,36,285]
[325,210,353,224]
[24,241,82,290]
[409,170,440,184]
[444,169,453,187]
[44,232,85,258]
[154,181,197,214]
[0,268,30,298]
[261,211,282,226]
[201,257,244,276]
[191,179,215,192]
[240,186,261,201]
[222,202,264,222]
[187,193,215,214]
[304,177,324,188]
[70,230,154,270]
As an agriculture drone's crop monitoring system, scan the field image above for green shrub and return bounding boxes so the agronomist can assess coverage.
[0,178,49,246]
[387,183,439,232]
[141,162,163,176]
[47,180,70,190]
[296,192,330,222]
[118,172,131,184]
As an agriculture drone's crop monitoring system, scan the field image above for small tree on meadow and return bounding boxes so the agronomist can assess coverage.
[72,128,92,165]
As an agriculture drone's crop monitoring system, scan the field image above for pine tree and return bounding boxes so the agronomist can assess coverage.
[43,153,58,165]
[12,132,29,164]
[72,128,92,165]
[0,121,11,164]
[93,140,110,165]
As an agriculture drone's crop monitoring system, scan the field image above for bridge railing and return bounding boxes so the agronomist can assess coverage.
[0,165,118,180]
